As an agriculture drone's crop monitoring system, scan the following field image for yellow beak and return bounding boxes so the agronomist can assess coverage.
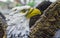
[26,8,41,18]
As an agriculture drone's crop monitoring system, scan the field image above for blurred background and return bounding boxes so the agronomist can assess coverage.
[0,0,56,15]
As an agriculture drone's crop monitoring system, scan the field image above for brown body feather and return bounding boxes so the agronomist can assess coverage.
[30,1,60,38]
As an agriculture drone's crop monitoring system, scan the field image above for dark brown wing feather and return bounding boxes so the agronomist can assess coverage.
[30,1,60,38]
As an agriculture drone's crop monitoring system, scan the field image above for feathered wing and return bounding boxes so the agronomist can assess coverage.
[30,1,60,38]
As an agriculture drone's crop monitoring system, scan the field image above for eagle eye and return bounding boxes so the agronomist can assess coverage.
[21,9,27,13]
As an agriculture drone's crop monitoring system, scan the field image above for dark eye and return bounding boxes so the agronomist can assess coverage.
[21,9,27,13]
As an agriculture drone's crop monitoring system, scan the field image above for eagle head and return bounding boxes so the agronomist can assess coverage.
[10,6,41,19]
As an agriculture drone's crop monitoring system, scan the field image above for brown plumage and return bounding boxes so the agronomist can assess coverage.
[30,1,60,38]
[0,13,7,38]
[29,1,52,28]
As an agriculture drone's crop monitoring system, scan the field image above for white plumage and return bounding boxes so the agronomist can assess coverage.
[6,6,30,38]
